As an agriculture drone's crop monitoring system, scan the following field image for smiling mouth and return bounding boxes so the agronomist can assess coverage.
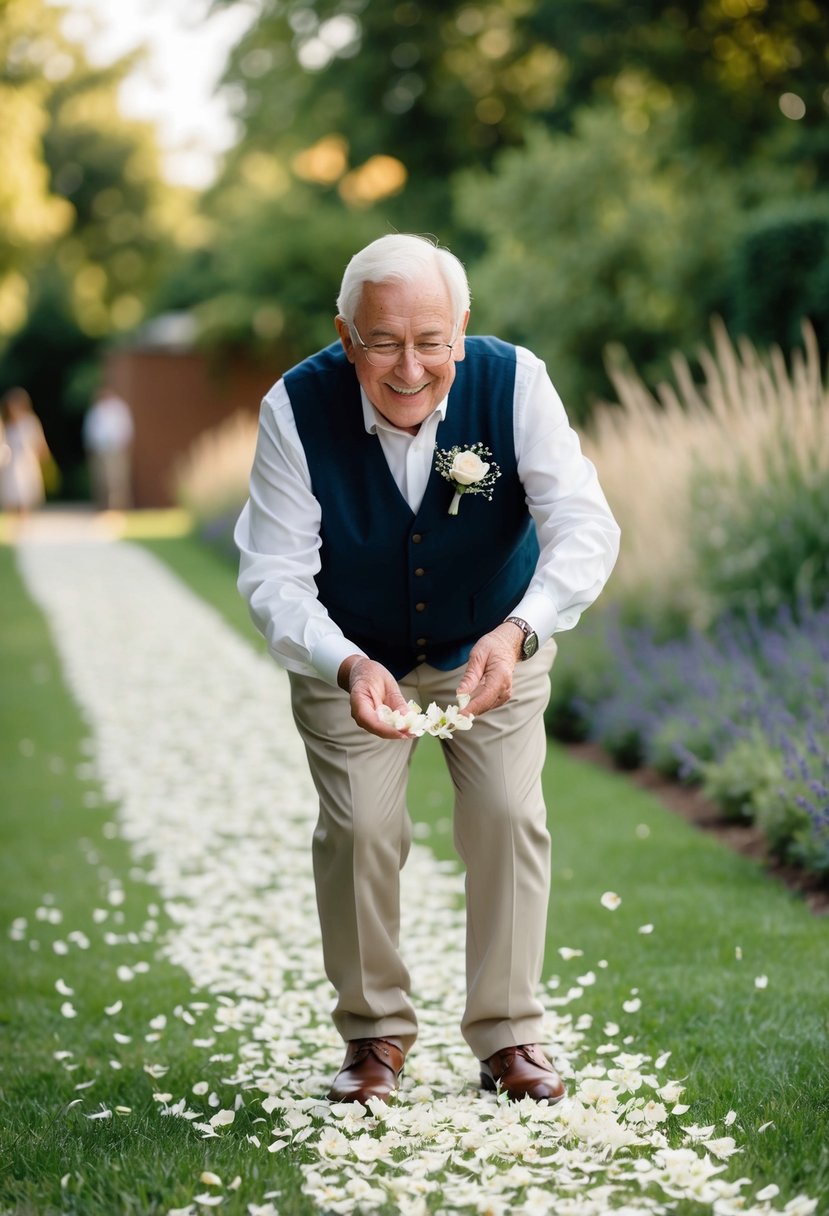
[387,382,429,396]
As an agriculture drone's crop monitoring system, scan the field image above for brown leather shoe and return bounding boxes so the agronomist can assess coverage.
[328,1037,405,1103]
[480,1043,566,1103]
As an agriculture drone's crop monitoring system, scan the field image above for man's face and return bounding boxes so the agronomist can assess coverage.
[335,277,468,434]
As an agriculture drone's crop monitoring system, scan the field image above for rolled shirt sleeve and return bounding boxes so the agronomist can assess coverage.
[507,346,620,646]
[234,381,365,685]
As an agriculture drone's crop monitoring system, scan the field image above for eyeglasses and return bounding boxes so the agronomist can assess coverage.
[350,322,459,368]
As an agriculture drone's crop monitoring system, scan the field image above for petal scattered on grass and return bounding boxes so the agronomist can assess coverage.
[600,891,622,910]
[758,1184,781,1201]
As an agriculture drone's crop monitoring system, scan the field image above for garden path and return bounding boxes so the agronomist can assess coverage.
[12,513,816,1216]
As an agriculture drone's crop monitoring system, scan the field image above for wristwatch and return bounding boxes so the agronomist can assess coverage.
[505,616,539,661]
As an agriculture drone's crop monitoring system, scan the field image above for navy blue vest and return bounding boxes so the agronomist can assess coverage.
[286,336,539,677]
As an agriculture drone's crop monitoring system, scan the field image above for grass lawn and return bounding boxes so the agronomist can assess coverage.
[1,530,827,1214]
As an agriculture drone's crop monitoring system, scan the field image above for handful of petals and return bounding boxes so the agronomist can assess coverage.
[378,695,474,738]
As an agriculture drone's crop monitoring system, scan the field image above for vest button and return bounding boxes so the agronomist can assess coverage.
[411,533,422,544]
[415,602,426,612]
[416,654,427,663]
[416,637,428,647]
[414,567,425,577]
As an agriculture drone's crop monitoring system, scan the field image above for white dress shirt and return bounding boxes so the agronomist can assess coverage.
[235,343,620,685]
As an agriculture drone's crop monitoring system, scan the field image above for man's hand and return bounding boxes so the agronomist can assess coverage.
[455,622,524,718]
[337,655,412,739]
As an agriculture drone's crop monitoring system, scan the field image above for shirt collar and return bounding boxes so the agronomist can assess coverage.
[361,386,449,436]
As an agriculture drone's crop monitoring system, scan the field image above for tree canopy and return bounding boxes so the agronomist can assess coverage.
[0,0,192,493]
[4,0,829,474]
[191,0,829,409]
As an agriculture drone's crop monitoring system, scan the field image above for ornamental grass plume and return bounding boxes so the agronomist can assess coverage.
[172,410,258,551]
[582,319,829,627]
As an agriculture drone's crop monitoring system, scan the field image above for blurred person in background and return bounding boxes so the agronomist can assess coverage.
[235,234,620,1107]
[0,387,55,515]
[82,385,134,511]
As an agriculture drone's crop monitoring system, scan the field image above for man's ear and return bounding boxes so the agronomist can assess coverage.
[335,315,356,362]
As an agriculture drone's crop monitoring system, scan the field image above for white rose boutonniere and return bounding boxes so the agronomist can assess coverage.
[434,442,501,515]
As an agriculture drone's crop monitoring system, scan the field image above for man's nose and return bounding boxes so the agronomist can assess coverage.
[395,346,426,379]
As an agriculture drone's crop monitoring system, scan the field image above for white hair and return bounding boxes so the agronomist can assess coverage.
[336,234,471,326]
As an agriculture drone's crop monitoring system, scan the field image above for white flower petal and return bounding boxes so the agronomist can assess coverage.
[756,1184,780,1201]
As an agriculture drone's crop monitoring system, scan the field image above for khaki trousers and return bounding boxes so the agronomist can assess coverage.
[288,640,556,1061]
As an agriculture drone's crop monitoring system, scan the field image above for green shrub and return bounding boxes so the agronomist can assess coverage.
[455,106,740,417]
[691,442,829,622]
[647,716,718,782]
[700,737,785,824]
[545,617,614,743]
[752,740,829,874]
[754,784,816,862]
[724,197,829,355]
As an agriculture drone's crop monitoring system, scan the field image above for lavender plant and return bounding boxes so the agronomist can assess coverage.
[569,603,829,877]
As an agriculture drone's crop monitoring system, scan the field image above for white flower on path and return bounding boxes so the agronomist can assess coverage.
[318,1127,350,1158]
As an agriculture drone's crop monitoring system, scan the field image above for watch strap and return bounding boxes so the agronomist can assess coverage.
[505,615,533,639]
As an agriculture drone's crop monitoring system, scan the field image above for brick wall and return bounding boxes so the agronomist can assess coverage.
[104,347,284,508]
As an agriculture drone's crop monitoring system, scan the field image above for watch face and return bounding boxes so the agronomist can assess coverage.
[522,632,539,659]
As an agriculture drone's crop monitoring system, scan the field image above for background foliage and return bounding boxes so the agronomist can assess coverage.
[3,0,829,879]
[4,0,829,459]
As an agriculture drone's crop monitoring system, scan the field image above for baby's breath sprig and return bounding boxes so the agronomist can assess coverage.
[434,443,501,515]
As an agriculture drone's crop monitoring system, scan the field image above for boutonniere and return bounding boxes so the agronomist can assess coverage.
[434,443,501,516]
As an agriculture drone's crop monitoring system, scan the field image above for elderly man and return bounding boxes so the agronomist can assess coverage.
[235,234,619,1105]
